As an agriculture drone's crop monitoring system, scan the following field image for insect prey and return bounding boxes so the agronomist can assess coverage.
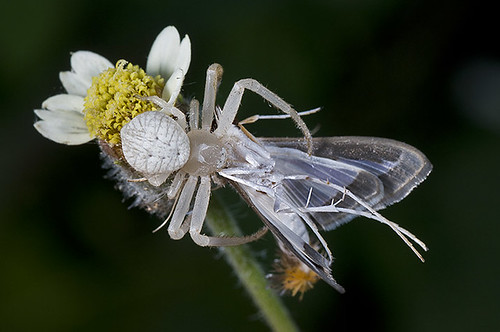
[116,63,432,292]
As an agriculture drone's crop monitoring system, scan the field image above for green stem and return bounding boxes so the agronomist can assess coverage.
[205,195,299,332]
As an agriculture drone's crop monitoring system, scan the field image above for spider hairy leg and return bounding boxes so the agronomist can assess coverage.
[201,64,223,130]
[168,176,198,240]
[138,95,187,129]
[215,78,313,154]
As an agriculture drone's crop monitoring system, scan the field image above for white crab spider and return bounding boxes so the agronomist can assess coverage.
[121,63,311,247]
[120,63,432,292]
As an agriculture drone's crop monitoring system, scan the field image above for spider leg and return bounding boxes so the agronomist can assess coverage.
[168,175,198,240]
[153,187,181,233]
[188,176,212,246]
[127,177,148,183]
[189,176,268,246]
[216,78,313,154]
[188,98,200,130]
[139,95,187,129]
[167,172,186,200]
[152,172,187,233]
[201,64,223,130]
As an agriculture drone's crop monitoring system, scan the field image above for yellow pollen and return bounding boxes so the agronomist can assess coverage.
[281,264,320,298]
[270,250,320,300]
[83,59,165,145]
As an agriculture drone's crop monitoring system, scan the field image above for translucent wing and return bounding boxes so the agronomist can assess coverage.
[260,136,432,230]
[232,182,346,293]
[222,135,431,291]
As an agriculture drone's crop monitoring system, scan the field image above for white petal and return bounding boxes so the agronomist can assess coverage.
[146,26,181,78]
[70,51,113,85]
[60,71,90,96]
[42,94,85,113]
[175,35,191,75]
[34,110,93,145]
[162,68,185,103]
[34,109,86,128]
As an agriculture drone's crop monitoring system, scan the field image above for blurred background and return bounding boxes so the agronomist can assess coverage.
[1,0,499,331]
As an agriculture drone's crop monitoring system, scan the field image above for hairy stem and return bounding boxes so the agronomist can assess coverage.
[205,195,299,332]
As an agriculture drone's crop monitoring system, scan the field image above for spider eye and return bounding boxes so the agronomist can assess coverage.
[121,111,190,186]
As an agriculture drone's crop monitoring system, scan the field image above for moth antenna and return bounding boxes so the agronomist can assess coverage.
[335,184,428,262]
[287,175,428,262]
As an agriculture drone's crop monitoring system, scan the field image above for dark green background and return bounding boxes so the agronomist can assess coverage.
[1,0,499,331]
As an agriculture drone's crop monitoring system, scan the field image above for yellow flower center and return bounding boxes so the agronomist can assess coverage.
[83,60,165,145]
[281,264,319,298]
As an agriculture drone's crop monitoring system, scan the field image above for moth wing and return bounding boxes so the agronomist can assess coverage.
[231,182,346,293]
[226,136,430,290]
[260,136,432,230]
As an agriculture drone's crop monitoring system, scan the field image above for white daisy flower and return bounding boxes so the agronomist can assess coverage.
[34,26,191,145]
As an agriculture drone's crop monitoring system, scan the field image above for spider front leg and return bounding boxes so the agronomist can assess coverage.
[188,177,268,247]
[188,98,200,130]
[215,78,313,154]
[139,95,187,130]
[201,63,224,130]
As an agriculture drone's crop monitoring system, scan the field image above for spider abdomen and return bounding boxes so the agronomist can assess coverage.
[121,111,190,186]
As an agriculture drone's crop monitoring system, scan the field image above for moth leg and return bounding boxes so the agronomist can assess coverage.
[236,108,320,144]
[330,187,347,207]
[239,107,321,125]
[216,78,313,154]
[168,175,198,240]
